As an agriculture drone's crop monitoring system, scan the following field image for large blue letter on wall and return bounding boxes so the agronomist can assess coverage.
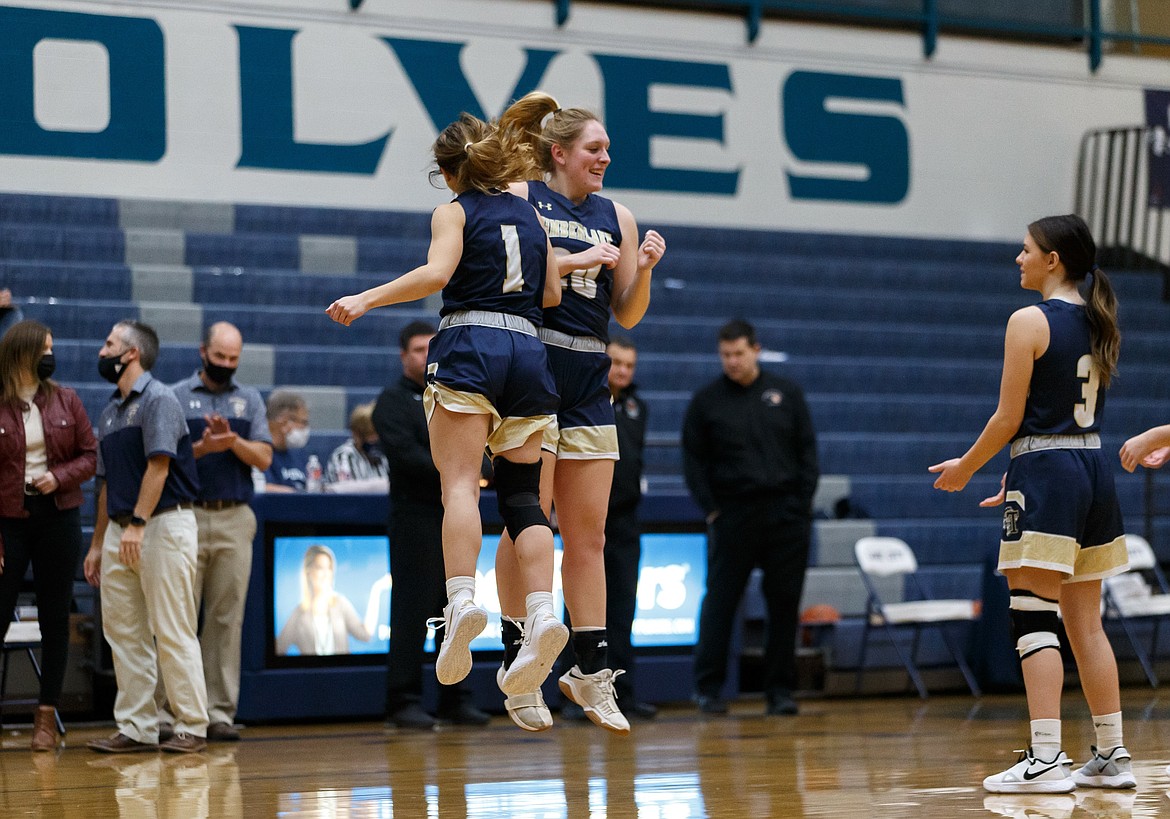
[593,55,737,195]
[0,7,164,161]
[384,38,556,130]
[237,26,388,174]
[783,71,909,204]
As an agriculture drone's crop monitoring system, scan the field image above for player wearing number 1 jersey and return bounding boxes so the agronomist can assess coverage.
[327,92,573,704]
[930,214,1134,794]
[494,107,666,735]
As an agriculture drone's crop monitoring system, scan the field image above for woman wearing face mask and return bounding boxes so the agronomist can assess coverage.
[0,320,97,751]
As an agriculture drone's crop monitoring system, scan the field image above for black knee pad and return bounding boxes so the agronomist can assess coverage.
[1008,590,1061,660]
[493,457,549,541]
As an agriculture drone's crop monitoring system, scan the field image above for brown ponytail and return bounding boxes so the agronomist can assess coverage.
[429,92,560,195]
[1027,214,1120,388]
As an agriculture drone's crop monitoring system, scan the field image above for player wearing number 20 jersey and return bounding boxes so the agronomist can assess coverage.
[425,188,559,455]
[999,298,1125,580]
[526,179,623,460]
[528,180,622,341]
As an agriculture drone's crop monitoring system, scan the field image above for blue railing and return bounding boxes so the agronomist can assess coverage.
[547,0,1170,73]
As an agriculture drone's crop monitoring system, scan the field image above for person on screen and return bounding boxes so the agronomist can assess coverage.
[276,544,386,656]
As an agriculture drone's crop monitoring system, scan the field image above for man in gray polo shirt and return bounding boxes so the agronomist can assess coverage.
[166,321,272,742]
[83,320,208,753]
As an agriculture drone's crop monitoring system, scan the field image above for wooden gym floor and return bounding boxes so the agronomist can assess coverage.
[1,690,1168,817]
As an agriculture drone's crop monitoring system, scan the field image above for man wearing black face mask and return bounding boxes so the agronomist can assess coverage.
[166,321,273,742]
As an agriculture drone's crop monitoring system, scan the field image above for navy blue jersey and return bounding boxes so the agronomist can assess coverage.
[171,372,271,503]
[439,190,548,325]
[1016,300,1106,438]
[96,372,199,518]
[527,180,623,340]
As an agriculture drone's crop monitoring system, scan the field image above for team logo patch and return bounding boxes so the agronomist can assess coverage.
[624,397,640,419]
[760,388,784,407]
[229,397,247,418]
[1002,501,1023,540]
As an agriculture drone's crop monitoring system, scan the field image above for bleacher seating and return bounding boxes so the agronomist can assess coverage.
[3,190,1168,696]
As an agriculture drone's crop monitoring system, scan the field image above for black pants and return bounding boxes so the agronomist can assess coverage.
[385,502,466,714]
[693,498,810,700]
[0,497,83,707]
[604,506,641,704]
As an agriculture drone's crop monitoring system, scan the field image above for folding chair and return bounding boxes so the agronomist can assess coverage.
[854,536,982,698]
[1,610,66,736]
[1102,534,1170,687]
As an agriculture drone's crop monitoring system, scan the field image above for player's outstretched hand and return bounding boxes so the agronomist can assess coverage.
[326,295,368,326]
[928,458,972,493]
[1120,430,1169,472]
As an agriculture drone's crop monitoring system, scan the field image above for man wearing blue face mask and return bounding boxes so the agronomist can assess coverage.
[325,402,389,486]
[262,389,311,492]
[164,321,273,743]
[83,319,208,754]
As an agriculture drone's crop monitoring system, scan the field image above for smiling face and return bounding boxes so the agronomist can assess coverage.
[1016,231,1054,292]
[552,119,610,200]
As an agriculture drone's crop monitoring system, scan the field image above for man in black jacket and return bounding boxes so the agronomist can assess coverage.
[372,321,489,729]
[604,336,657,720]
[682,319,819,716]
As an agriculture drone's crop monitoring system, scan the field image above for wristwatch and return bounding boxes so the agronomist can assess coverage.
[128,515,147,527]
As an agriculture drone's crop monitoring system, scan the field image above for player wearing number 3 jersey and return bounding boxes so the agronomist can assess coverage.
[326,92,573,704]
[930,214,1135,794]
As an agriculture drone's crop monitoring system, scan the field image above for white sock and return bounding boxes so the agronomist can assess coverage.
[446,576,476,606]
[525,591,554,620]
[1030,719,1062,762]
[1091,712,1124,753]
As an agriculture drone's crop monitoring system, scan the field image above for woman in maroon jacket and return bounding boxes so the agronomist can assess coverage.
[0,320,96,750]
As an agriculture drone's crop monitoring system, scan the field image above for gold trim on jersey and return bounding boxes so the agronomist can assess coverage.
[424,382,554,455]
[554,424,619,460]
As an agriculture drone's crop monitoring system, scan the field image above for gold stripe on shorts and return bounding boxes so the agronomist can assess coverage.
[556,425,619,460]
[1070,535,1130,583]
[998,531,1077,575]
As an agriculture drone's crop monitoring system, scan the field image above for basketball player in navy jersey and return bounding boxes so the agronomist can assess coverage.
[327,92,572,702]
[930,214,1134,794]
[492,107,665,735]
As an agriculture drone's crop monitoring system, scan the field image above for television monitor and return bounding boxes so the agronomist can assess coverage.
[267,528,706,666]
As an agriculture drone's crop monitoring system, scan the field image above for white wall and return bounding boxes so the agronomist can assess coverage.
[1,0,1168,241]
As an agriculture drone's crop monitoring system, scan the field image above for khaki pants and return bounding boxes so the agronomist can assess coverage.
[102,509,208,741]
[193,504,255,725]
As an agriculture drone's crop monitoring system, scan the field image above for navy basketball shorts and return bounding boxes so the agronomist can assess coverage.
[998,446,1127,582]
[541,344,618,460]
[423,324,558,454]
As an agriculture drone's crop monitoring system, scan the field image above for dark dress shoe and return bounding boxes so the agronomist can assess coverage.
[766,693,799,716]
[625,701,658,720]
[560,701,587,721]
[388,703,437,730]
[88,732,159,753]
[207,722,241,742]
[695,695,728,714]
[437,701,491,726]
[158,724,174,742]
[160,732,206,753]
